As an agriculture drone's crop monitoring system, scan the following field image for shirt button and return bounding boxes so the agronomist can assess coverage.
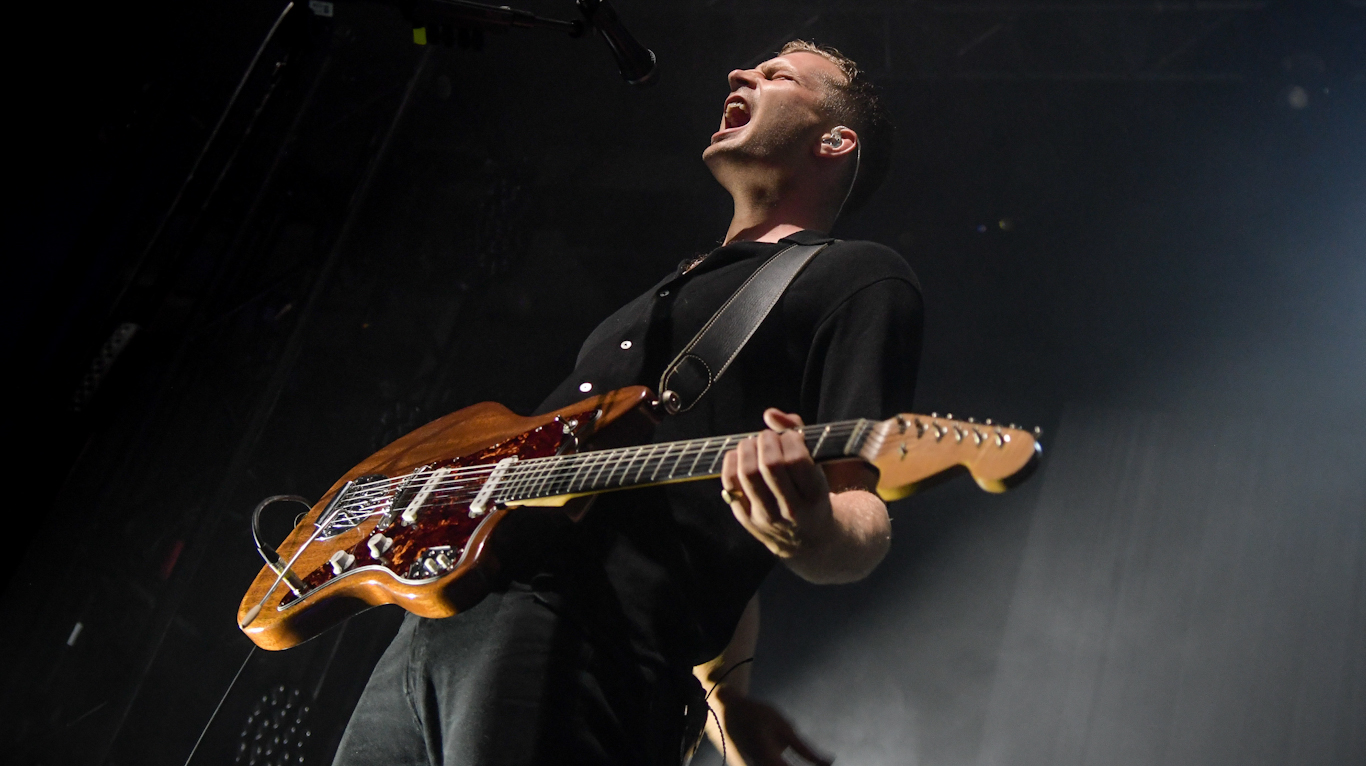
[619,340,632,350]
[579,382,593,393]
[658,289,670,297]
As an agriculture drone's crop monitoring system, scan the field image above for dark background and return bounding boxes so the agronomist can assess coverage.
[2,1,1363,764]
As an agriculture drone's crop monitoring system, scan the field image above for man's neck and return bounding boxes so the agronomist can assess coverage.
[720,173,836,245]
[722,199,833,245]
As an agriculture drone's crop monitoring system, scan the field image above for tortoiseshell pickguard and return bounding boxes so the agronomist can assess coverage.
[281,413,588,605]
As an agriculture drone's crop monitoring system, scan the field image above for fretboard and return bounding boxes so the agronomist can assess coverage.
[493,419,875,504]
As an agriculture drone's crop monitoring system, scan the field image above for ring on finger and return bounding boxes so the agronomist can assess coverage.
[721,488,743,505]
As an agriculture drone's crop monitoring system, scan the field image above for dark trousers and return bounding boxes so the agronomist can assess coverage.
[332,586,704,766]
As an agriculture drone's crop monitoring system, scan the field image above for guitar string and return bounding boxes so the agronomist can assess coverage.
[493,421,868,495]
[288,423,875,582]
[318,422,868,505]
[282,417,1006,588]
[315,422,873,526]
[364,423,866,506]
[313,413,984,513]
[359,423,867,512]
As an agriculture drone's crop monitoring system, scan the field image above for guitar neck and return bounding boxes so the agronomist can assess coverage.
[494,419,877,505]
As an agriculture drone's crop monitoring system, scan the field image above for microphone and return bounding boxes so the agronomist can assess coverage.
[576,0,657,86]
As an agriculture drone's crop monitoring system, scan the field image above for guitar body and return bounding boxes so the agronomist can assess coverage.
[237,385,657,651]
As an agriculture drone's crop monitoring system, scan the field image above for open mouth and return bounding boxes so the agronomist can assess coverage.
[722,96,751,130]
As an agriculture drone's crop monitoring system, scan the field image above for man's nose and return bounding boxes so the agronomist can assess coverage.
[727,68,760,91]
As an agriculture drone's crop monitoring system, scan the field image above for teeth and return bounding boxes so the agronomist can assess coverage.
[723,100,750,129]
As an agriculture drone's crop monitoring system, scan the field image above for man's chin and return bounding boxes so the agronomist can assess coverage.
[703,135,747,162]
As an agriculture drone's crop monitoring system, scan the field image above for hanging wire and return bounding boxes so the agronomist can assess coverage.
[251,494,313,566]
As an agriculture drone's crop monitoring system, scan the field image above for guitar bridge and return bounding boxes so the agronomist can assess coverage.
[315,474,390,539]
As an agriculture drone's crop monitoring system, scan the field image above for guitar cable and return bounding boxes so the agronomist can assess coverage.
[182,645,256,766]
[184,494,311,764]
[251,494,313,567]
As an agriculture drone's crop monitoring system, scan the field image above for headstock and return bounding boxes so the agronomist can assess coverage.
[863,413,1041,500]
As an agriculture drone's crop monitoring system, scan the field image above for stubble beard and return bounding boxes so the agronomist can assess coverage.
[704,106,813,194]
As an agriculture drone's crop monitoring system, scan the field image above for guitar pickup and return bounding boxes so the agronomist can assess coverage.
[380,467,429,530]
[401,467,453,526]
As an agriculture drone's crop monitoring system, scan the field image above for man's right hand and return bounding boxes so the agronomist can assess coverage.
[709,687,832,766]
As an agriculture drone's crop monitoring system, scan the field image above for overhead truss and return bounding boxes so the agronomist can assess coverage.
[645,1,1364,83]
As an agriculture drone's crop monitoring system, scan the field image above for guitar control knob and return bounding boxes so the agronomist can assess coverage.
[328,550,356,576]
[367,533,394,559]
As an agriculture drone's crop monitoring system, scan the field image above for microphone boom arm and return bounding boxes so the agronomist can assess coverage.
[404,0,584,36]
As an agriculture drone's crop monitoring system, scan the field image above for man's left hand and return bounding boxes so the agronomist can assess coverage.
[721,408,891,583]
[720,409,834,559]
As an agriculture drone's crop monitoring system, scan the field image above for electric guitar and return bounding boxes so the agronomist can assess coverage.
[238,385,1041,650]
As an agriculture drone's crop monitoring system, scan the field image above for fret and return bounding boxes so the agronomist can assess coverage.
[607,448,631,488]
[842,419,870,456]
[811,424,832,459]
[568,451,599,494]
[494,465,526,503]
[591,451,617,489]
[513,459,542,500]
[587,450,615,491]
[509,461,544,500]
[534,455,565,497]
[523,458,554,497]
[613,445,641,487]
[567,450,598,493]
[626,445,648,484]
[686,439,711,476]
[649,443,676,482]
[706,436,735,473]
[621,445,649,486]
[667,442,690,479]
[552,456,580,496]
[613,446,640,486]
[604,448,633,488]
[631,444,656,485]
[590,449,615,490]
[494,420,875,501]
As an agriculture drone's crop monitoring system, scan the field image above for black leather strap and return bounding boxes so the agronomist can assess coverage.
[658,240,831,415]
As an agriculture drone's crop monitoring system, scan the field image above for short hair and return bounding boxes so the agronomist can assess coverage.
[779,40,894,217]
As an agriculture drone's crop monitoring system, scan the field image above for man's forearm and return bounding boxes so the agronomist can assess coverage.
[784,488,891,584]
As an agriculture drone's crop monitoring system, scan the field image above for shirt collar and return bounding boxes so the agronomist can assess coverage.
[680,230,835,276]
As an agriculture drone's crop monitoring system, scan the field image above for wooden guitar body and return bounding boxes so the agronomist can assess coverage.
[237,386,656,651]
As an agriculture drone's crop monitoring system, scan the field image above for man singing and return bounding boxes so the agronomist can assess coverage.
[334,40,922,766]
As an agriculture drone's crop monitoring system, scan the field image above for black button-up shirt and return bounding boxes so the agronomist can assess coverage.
[534,230,923,667]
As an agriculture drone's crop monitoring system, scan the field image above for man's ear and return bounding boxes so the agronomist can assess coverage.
[815,126,859,160]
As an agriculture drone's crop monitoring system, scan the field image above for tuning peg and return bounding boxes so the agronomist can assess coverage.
[946,413,954,420]
[1033,426,1042,436]
[930,412,938,418]
[984,418,993,426]
[1009,423,1018,430]
[967,417,975,423]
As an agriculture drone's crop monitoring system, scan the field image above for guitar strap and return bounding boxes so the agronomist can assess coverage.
[658,238,832,415]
